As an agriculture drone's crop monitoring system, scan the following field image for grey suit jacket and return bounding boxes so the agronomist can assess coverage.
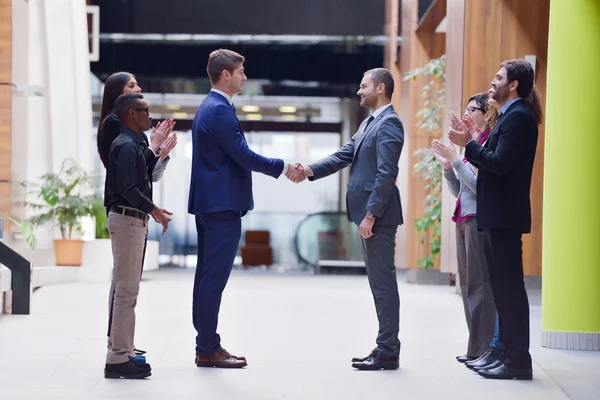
[309,106,404,226]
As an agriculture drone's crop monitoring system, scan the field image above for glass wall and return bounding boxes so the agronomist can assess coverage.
[149,130,342,268]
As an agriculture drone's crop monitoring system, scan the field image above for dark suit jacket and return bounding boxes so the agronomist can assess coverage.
[465,99,538,233]
[188,91,284,215]
[309,106,404,227]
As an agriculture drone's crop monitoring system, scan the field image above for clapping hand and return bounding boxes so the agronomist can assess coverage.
[432,139,460,172]
[150,118,175,151]
[159,133,178,160]
[430,140,453,170]
[447,111,473,147]
[461,115,482,144]
[285,163,308,183]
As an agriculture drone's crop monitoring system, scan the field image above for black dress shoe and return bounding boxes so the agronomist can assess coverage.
[466,347,503,370]
[477,363,532,380]
[351,348,377,363]
[473,359,502,372]
[134,348,147,356]
[456,355,477,363]
[104,360,152,379]
[352,355,399,371]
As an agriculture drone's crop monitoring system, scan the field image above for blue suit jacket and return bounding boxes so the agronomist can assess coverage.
[188,91,284,215]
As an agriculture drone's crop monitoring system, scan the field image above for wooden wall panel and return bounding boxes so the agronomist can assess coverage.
[400,0,445,269]
[384,0,401,107]
[0,0,9,83]
[462,0,550,275]
[416,0,446,32]
[0,0,11,227]
[439,0,466,274]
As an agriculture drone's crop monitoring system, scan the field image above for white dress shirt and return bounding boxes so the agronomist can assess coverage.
[210,88,233,105]
[371,103,392,120]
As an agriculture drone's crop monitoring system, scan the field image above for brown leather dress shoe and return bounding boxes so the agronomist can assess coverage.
[223,348,246,361]
[195,349,248,368]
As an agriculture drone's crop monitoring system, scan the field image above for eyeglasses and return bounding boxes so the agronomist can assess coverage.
[465,106,485,114]
[129,107,149,114]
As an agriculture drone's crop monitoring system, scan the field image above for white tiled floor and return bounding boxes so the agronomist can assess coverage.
[0,268,598,400]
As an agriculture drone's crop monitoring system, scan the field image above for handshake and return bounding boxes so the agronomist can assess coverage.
[285,163,312,183]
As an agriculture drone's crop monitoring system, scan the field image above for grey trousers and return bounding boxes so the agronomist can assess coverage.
[456,216,496,357]
[359,225,400,357]
[106,212,148,364]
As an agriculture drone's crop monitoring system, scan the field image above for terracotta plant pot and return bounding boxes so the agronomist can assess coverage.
[53,239,84,266]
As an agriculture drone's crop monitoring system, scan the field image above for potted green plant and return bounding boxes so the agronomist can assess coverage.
[92,196,110,240]
[0,197,36,248]
[24,159,100,266]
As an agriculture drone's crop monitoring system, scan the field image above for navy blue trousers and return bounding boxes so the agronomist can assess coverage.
[192,211,241,355]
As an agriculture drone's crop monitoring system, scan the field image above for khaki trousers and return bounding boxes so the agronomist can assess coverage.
[106,212,148,364]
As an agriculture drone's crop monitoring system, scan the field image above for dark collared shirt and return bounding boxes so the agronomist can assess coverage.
[105,128,155,214]
[99,113,158,170]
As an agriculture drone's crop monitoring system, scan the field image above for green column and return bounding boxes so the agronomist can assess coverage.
[541,0,600,350]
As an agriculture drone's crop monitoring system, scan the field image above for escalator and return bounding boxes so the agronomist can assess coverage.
[293,211,365,274]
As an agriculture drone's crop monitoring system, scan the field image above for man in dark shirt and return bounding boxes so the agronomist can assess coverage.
[104,93,172,379]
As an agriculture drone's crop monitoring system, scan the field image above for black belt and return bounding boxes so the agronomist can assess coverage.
[110,206,148,221]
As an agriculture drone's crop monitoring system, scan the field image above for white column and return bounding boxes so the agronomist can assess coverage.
[42,0,93,173]
[10,0,94,252]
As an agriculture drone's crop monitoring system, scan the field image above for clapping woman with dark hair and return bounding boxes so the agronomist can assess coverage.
[97,72,178,365]
[97,72,177,176]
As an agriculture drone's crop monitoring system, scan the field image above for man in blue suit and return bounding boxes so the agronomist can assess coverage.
[188,49,302,368]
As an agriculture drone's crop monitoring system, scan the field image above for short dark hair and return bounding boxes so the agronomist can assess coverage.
[468,91,499,129]
[115,93,144,122]
[468,92,489,111]
[501,59,535,99]
[364,68,394,98]
[207,49,245,84]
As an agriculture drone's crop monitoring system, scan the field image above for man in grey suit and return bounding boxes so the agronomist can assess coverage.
[289,68,404,370]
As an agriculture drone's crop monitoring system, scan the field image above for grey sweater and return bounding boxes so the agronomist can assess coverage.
[152,157,169,182]
[443,155,478,218]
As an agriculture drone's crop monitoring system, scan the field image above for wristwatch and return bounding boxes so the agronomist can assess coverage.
[365,211,375,219]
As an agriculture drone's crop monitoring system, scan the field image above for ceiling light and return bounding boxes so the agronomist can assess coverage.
[171,112,189,118]
[241,105,260,112]
[165,104,181,111]
[279,106,297,113]
[246,114,263,121]
[282,115,297,121]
